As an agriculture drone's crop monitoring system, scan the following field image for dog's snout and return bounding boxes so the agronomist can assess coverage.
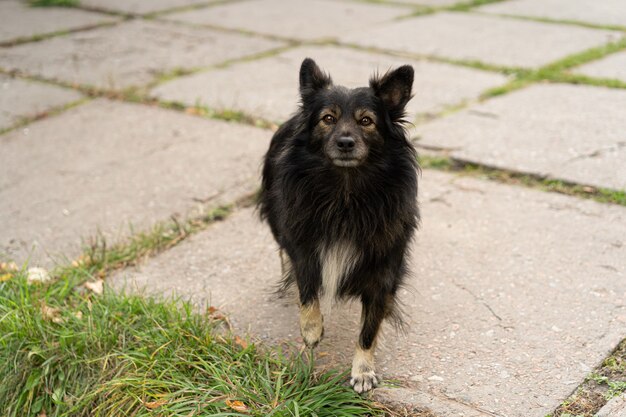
[337,136,355,152]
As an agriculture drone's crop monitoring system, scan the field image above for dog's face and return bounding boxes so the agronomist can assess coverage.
[299,58,414,168]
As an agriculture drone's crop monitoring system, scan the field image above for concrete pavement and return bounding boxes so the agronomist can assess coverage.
[1,0,625,415]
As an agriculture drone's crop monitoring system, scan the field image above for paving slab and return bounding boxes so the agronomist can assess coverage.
[162,0,409,41]
[0,75,83,131]
[0,20,284,90]
[478,0,626,28]
[339,12,621,68]
[110,170,626,417]
[152,45,508,123]
[395,0,461,5]
[0,0,118,45]
[597,393,626,417]
[416,83,626,191]
[0,99,270,266]
[573,51,626,83]
[80,0,216,15]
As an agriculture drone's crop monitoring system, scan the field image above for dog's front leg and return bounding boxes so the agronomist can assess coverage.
[351,293,386,393]
[294,256,324,348]
[299,298,323,348]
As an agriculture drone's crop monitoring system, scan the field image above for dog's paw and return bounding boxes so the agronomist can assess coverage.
[351,346,377,393]
[350,370,378,393]
[301,319,324,348]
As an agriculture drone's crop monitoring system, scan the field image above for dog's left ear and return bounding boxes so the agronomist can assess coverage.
[370,65,414,121]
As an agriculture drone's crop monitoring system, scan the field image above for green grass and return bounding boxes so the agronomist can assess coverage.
[418,155,626,206]
[29,0,79,7]
[548,339,626,417]
[0,269,382,417]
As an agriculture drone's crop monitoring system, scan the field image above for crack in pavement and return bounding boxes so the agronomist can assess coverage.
[564,141,626,164]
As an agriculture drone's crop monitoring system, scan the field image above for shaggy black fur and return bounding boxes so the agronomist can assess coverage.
[258,58,419,352]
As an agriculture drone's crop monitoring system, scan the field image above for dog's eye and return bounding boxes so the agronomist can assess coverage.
[359,116,373,126]
[322,114,336,124]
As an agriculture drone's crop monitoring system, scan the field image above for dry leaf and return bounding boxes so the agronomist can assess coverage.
[83,279,104,295]
[234,336,248,349]
[207,306,218,314]
[185,107,203,116]
[143,399,167,409]
[0,262,18,272]
[73,311,83,320]
[41,303,63,324]
[225,400,248,412]
[71,254,91,267]
[37,411,47,417]
[27,267,51,284]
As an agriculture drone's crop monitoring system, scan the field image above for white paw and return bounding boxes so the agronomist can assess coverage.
[350,370,378,393]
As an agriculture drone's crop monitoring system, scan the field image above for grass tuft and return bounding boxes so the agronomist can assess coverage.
[0,271,382,417]
[551,339,626,417]
[418,154,626,207]
[29,0,79,7]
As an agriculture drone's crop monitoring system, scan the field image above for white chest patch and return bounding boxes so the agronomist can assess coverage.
[319,241,360,314]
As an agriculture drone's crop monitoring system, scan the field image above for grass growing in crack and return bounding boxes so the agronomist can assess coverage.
[0,98,90,137]
[29,0,79,6]
[76,205,233,277]
[549,339,626,417]
[448,0,508,12]
[418,155,626,206]
[0,270,383,417]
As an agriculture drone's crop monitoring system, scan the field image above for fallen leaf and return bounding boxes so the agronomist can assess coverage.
[71,255,92,268]
[185,107,203,116]
[225,400,248,412]
[207,306,218,314]
[234,336,248,349]
[0,273,12,282]
[83,279,104,295]
[41,303,63,324]
[73,311,83,320]
[27,267,51,284]
[37,411,47,417]
[0,262,18,272]
[143,399,167,409]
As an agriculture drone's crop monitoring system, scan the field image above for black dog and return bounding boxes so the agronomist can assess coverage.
[258,58,419,393]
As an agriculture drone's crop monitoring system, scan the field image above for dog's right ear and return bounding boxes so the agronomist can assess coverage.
[299,58,332,101]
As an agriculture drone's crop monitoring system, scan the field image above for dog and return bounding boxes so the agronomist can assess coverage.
[258,58,419,393]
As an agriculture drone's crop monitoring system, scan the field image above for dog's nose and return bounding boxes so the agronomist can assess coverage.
[336,136,355,152]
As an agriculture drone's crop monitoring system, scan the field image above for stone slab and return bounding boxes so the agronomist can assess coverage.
[478,0,626,28]
[0,0,118,44]
[80,0,216,15]
[574,51,626,83]
[162,0,409,41]
[396,0,461,5]
[339,12,621,68]
[110,170,626,417]
[417,84,626,191]
[0,75,83,130]
[152,45,508,123]
[597,394,626,417]
[0,99,270,266]
[0,20,284,90]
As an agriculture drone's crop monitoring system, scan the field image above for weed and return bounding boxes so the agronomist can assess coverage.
[29,0,79,7]
[0,271,382,417]
[418,155,626,207]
